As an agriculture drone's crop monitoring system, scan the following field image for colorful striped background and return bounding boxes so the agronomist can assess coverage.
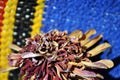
[0,0,120,80]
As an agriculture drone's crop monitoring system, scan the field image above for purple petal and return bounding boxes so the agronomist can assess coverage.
[73,68,96,77]
[94,62,108,69]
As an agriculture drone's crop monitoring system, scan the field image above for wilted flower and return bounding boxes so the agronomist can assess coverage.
[0,29,114,80]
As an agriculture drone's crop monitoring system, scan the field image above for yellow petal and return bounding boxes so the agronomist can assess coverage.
[80,29,96,46]
[87,43,111,57]
[9,44,22,51]
[69,30,83,40]
[96,60,114,68]
[30,75,35,80]
[61,74,67,80]
[81,60,114,69]
[84,29,96,39]
[84,35,102,49]
[68,62,82,67]
[55,64,62,79]
[80,39,90,46]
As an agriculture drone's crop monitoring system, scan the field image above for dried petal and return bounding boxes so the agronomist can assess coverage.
[21,52,41,58]
[81,61,108,69]
[84,29,96,39]
[8,53,22,66]
[8,53,21,60]
[68,62,82,67]
[61,74,67,80]
[72,68,103,79]
[84,35,102,49]
[0,67,18,73]
[87,43,111,57]
[80,29,96,46]
[55,64,63,79]
[69,30,83,40]
[9,44,22,51]
[80,39,90,46]
[94,60,114,68]
[43,74,48,80]
[30,75,35,80]
[9,59,18,67]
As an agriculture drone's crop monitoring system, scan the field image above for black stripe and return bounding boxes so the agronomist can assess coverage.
[13,0,37,47]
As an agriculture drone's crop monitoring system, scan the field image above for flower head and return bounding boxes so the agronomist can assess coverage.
[3,29,114,80]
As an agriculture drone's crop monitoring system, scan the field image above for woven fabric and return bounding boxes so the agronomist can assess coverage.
[0,0,18,80]
[41,0,120,80]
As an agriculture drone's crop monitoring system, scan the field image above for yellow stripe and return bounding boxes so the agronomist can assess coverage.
[31,0,45,37]
[0,0,18,80]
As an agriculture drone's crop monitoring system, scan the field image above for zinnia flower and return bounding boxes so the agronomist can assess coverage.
[0,29,114,80]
